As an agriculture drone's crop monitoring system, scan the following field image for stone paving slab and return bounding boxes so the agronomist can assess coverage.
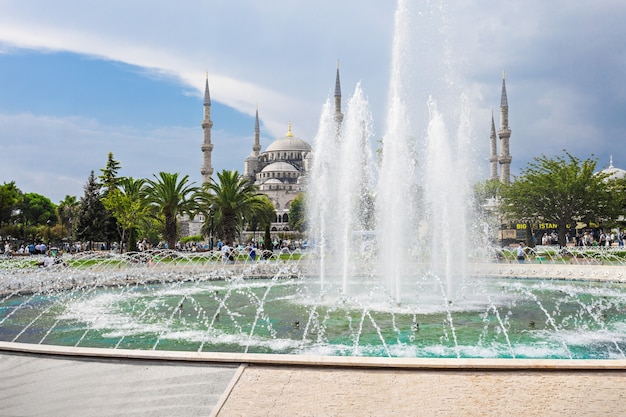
[0,353,238,417]
[215,365,626,417]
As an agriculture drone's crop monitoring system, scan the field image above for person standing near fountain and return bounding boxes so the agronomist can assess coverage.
[222,242,235,263]
[516,242,526,263]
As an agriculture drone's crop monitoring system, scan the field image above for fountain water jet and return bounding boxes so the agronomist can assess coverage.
[309,0,479,305]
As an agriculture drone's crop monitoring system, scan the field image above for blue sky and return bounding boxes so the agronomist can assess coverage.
[1,0,625,203]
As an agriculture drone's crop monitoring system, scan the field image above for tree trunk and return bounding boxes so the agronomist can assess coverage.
[526,222,535,248]
[165,214,177,250]
[128,228,138,252]
[264,226,271,251]
[558,224,568,248]
[223,214,237,245]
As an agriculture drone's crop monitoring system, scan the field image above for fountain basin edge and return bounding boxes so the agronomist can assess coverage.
[1,341,625,370]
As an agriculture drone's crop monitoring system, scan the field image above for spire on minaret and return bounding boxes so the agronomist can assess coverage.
[244,105,262,180]
[204,71,211,106]
[500,71,508,108]
[200,73,214,185]
[252,105,261,156]
[334,62,342,97]
[498,71,512,184]
[489,110,499,181]
[334,61,344,127]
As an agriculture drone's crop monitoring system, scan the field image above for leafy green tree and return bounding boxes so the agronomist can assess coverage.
[201,170,263,245]
[15,193,57,244]
[143,172,200,249]
[499,151,620,247]
[102,177,147,252]
[289,193,306,232]
[19,193,57,227]
[0,182,22,236]
[75,171,110,247]
[57,195,80,241]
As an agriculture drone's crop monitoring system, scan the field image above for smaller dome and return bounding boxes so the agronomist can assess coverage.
[264,178,282,184]
[261,162,299,173]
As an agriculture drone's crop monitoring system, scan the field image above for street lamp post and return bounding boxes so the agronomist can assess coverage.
[209,204,215,251]
[46,220,51,247]
[240,215,245,245]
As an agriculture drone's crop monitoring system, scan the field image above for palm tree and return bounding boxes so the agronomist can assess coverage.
[143,172,200,249]
[201,170,264,245]
[57,195,80,241]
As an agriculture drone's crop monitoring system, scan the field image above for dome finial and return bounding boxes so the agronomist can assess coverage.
[286,121,293,137]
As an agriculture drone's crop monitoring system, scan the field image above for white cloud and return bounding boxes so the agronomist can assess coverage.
[1,0,626,192]
[0,1,393,141]
[0,113,217,202]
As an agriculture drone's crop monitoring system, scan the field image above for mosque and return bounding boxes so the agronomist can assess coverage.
[191,69,344,236]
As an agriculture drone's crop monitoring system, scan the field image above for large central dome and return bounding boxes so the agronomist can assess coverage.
[265,125,312,153]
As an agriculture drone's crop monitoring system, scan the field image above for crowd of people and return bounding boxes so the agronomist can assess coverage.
[2,236,307,266]
[535,230,625,248]
[3,241,50,256]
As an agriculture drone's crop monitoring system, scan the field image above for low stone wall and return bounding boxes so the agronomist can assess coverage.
[472,262,626,282]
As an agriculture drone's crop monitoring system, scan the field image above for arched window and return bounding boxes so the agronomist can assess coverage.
[283,213,289,223]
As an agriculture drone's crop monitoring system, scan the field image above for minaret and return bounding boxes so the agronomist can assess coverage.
[334,62,344,128]
[200,73,214,185]
[253,106,261,157]
[244,106,262,181]
[498,72,512,184]
[489,111,499,181]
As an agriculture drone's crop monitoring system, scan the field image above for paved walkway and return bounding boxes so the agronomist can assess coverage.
[0,353,237,416]
[216,365,626,417]
[1,352,626,416]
